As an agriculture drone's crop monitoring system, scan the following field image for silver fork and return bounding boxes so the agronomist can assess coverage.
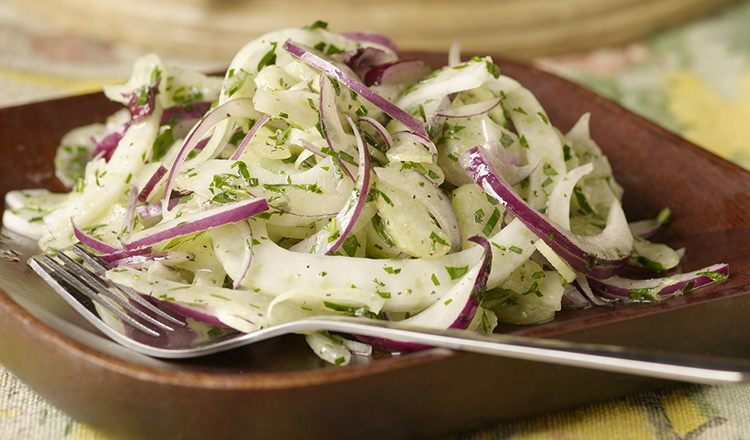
[29,246,750,385]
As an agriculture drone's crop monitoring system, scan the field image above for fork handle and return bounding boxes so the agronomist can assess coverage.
[288,318,750,385]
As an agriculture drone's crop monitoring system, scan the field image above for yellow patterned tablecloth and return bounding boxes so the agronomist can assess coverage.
[0,0,749,438]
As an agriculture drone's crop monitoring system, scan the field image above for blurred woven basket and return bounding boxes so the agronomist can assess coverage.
[11,0,739,59]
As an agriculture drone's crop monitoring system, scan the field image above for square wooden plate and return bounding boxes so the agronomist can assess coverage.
[0,53,748,440]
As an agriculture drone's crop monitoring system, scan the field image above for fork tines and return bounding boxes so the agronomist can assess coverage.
[71,245,184,326]
[29,246,184,337]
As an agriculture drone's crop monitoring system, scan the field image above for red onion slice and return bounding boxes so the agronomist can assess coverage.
[100,247,151,263]
[230,114,270,160]
[92,101,211,163]
[124,77,161,124]
[461,146,631,278]
[71,218,120,254]
[341,32,399,54]
[357,235,492,352]
[160,101,212,125]
[194,137,210,151]
[162,98,257,210]
[290,117,371,255]
[332,47,394,79]
[160,302,231,328]
[92,124,129,162]
[364,60,432,87]
[436,97,502,119]
[588,263,729,301]
[108,251,192,269]
[138,165,167,202]
[122,197,269,250]
[359,117,393,151]
[573,274,611,306]
[136,197,182,220]
[561,283,591,309]
[135,203,162,220]
[284,40,429,138]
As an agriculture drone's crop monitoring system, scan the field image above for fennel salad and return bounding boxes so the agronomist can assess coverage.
[2,22,729,365]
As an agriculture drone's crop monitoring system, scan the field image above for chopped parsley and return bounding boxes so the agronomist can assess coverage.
[563,144,572,161]
[499,132,514,149]
[485,61,501,79]
[628,288,654,301]
[305,20,328,30]
[330,78,341,96]
[585,253,598,271]
[473,208,486,223]
[445,265,469,280]
[257,42,278,71]
[655,207,671,226]
[682,281,696,294]
[483,207,501,236]
[442,124,466,141]
[519,135,529,149]
[696,270,728,283]
[372,216,395,247]
[573,185,597,216]
[431,273,440,286]
[637,256,664,271]
[429,231,448,246]
[263,182,323,194]
[326,45,344,55]
[324,301,369,316]
[320,147,357,166]
[369,188,394,207]
[341,235,359,257]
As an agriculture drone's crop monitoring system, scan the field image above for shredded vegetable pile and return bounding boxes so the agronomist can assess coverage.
[2,22,729,365]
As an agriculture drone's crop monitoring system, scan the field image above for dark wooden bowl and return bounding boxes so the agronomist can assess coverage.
[0,53,749,440]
